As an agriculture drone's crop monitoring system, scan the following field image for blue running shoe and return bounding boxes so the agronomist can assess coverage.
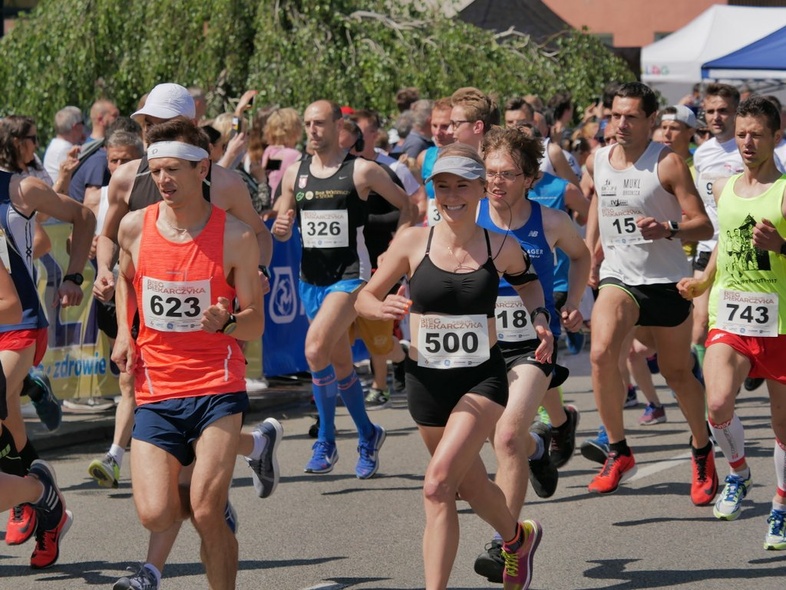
[714,472,752,520]
[356,424,386,479]
[565,331,585,355]
[24,373,62,432]
[580,425,609,465]
[764,509,786,550]
[246,418,283,498]
[224,500,238,534]
[305,440,338,474]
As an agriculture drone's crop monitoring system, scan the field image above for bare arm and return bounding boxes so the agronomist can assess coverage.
[110,213,142,373]
[17,177,95,307]
[639,151,712,242]
[271,161,299,241]
[564,182,590,226]
[95,159,136,301]
[356,159,414,233]
[548,142,581,188]
[201,218,264,341]
[548,208,591,331]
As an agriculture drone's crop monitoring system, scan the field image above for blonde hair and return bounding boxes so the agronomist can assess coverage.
[263,107,303,147]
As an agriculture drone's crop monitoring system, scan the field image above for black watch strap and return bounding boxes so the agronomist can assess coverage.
[63,273,84,286]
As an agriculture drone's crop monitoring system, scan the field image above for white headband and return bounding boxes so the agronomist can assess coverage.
[147,141,209,162]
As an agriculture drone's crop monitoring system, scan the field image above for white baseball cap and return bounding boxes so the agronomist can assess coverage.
[661,104,698,129]
[132,83,195,120]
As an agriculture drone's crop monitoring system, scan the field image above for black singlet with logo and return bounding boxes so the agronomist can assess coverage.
[294,154,368,286]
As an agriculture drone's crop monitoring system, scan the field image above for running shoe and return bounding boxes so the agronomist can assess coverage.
[565,331,585,355]
[624,386,639,408]
[6,503,37,545]
[304,440,338,474]
[364,388,391,410]
[550,405,580,468]
[246,417,283,498]
[713,472,752,520]
[30,509,73,569]
[690,443,718,506]
[474,538,504,583]
[744,377,764,391]
[501,520,542,590]
[588,451,637,494]
[356,424,386,479]
[88,453,120,489]
[764,508,786,550]
[28,459,72,569]
[392,360,406,394]
[114,564,160,590]
[638,402,666,425]
[580,425,609,465]
[25,373,62,432]
[528,422,558,498]
[225,500,238,534]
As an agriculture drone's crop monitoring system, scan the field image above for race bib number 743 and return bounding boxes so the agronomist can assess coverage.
[717,289,778,337]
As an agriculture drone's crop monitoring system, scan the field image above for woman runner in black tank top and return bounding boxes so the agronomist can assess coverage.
[355,144,553,590]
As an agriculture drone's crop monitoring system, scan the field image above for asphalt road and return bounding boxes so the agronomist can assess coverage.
[2,350,786,589]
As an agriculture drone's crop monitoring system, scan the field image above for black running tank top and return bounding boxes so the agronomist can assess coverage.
[409,228,499,318]
[295,154,369,285]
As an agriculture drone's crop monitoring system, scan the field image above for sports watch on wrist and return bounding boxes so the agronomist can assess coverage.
[63,273,84,286]
[220,313,237,335]
[666,220,680,240]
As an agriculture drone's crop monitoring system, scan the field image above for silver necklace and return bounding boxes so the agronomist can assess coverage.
[161,210,210,236]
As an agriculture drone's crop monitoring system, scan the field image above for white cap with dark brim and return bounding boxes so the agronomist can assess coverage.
[132,83,196,120]
[661,104,698,129]
[426,156,486,183]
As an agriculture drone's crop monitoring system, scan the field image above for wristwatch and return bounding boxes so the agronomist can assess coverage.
[666,220,680,240]
[63,273,84,286]
[219,313,237,335]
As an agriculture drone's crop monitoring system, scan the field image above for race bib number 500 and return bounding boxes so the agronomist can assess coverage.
[717,289,778,337]
[417,313,490,368]
[142,277,210,332]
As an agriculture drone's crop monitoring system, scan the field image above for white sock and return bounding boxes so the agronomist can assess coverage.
[528,432,545,461]
[109,444,125,467]
[773,500,786,513]
[246,430,267,461]
[774,438,786,497]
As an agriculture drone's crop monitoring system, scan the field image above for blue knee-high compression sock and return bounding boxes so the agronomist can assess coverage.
[312,366,337,443]
[338,371,374,439]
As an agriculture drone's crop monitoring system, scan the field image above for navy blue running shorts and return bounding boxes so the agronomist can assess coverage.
[133,392,249,465]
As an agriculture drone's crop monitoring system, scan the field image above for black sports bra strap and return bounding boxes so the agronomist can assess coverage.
[425,226,435,255]
[483,229,492,258]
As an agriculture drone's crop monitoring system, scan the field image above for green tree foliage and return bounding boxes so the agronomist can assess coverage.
[0,0,634,141]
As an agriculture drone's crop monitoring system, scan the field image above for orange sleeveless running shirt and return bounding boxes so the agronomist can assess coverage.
[133,204,245,405]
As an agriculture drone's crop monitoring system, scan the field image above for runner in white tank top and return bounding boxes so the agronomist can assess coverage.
[585,82,716,502]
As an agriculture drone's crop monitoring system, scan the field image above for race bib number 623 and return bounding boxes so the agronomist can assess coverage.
[142,277,211,333]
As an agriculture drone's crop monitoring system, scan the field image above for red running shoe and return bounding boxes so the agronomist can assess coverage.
[588,451,637,494]
[691,445,719,506]
[501,520,542,590]
[6,503,37,545]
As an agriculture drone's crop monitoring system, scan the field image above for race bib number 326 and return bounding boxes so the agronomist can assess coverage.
[717,289,778,337]
[142,277,210,332]
[417,313,490,368]
[301,209,349,248]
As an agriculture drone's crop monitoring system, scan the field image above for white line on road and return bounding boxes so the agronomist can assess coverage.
[627,450,693,482]
[300,584,347,590]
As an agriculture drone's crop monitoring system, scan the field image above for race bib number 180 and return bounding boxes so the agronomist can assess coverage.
[142,277,210,333]
[417,313,490,369]
[717,289,778,337]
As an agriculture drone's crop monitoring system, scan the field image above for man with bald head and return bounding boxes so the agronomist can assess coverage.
[273,99,413,478]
